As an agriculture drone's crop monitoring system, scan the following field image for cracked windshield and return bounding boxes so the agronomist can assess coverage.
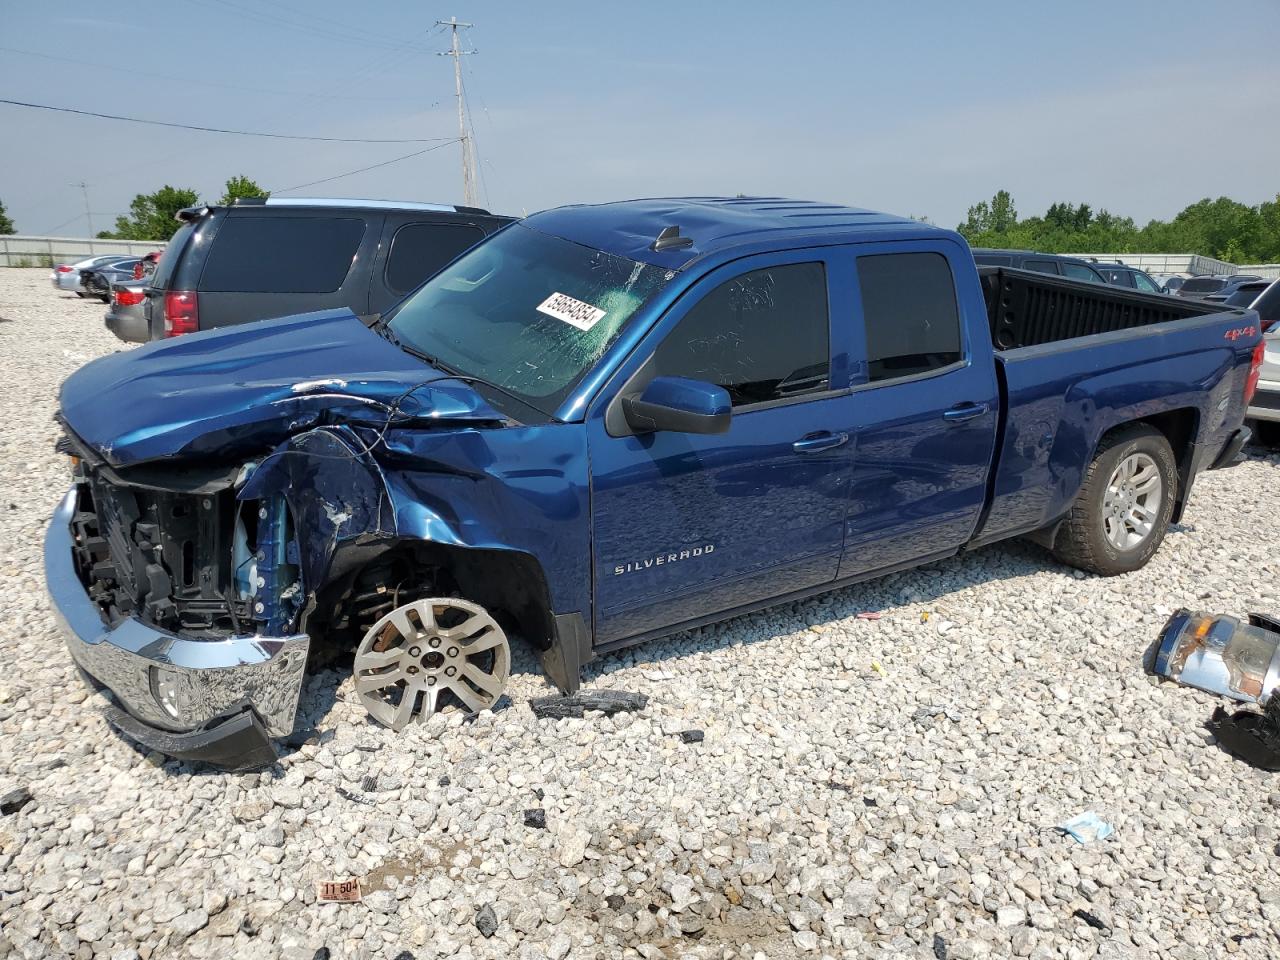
[388,224,672,415]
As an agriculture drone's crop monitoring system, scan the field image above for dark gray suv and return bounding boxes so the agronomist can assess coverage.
[141,197,512,341]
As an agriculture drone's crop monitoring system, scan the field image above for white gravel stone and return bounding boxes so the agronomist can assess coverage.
[2,267,1280,958]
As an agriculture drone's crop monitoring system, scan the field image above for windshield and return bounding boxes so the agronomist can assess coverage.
[388,224,672,416]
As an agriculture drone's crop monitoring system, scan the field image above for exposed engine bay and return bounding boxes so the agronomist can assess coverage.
[62,435,303,641]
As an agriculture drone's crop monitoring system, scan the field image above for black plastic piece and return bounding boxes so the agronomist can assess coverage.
[529,690,648,719]
[1210,426,1251,470]
[652,225,694,253]
[103,704,278,772]
[542,612,593,694]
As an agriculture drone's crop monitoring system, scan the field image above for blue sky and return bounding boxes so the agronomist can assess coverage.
[2,0,1277,236]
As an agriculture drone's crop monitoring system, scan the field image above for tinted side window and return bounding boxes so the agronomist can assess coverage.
[858,252,962,383]
[1023,260,1060,275]
[1133,272,1160,293]
[385,222,486,295]
[973,254,1013,266]
[652,262,829,407]
[1062,262,1103,283]
[200,216,365,293]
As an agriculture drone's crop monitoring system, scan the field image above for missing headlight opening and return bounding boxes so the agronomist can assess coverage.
[68,458,302,639]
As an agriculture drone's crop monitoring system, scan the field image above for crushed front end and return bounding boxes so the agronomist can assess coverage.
[46,435,309,771]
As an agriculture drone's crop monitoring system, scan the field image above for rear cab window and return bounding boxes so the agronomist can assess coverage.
[856,252,962,382]
[200,216,365,293]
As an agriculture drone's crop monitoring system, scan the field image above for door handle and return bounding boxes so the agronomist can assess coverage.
[792,431,849,454]
[943,402,989,424]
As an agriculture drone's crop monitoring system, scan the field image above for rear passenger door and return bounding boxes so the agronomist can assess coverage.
[368,217,488,315]
[839,246,1000,577]
[196,212,381,330]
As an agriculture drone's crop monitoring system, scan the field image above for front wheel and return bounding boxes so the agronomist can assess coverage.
[1052,424,1177,576]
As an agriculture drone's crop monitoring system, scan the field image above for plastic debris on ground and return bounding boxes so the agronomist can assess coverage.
[529,690,649,719]
[1150,610,1280,704]
[1056,811,1114,844]
[1206,697,1280,771]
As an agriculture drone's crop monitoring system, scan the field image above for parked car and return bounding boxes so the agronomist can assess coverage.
[1154,275,1187,295]
[47,197,1260,768]
[144,197,513,340]
[971,248,1107,283]
[1175,274,1262,300]
[81,259,141,303]
[104,282,148,343]
[1236,278,1280,445]
[132,250,163,281]
[50,255,133,296]
[1094,263,1164,293]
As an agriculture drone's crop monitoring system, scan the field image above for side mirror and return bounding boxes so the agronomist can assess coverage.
[622,376,731,435]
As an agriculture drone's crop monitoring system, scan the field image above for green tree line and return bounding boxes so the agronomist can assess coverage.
[97,175,269,241]
[958,190,1280,264]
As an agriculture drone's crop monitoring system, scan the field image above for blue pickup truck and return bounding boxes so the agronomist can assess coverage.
[46,197,1264,769]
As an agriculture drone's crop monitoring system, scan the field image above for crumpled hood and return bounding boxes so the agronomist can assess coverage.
[60,309,504,467]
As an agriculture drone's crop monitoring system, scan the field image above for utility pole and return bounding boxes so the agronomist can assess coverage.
[75,181,94,251]
[436,17,477,208]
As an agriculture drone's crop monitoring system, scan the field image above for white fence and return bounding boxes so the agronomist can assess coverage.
[0,235,164,267]
[1075,253,1237,276]
[1077,253,1280,279]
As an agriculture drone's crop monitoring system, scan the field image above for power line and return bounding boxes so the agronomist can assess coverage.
[271,139,462,194]
[0,98,452,143]
[259,0,415,47]
[199,0,412,50]
[0,46,418,102]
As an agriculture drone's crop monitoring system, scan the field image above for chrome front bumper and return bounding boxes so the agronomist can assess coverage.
[44,488,310,739]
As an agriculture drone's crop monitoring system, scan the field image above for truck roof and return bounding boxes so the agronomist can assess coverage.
[524,197,952,271]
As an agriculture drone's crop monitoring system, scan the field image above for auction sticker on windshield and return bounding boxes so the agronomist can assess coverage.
[537,292,606,331]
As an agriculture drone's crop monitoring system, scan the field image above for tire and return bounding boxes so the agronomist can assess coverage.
[1052,424,1177,576]
[75,292,89,299]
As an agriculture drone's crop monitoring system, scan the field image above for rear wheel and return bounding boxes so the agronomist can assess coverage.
[1052,424,1177,576]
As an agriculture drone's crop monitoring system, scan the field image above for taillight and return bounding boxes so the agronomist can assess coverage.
[1262,317,1278,334]
[56,265,74,273]
[114,288,145,306]
[163,290,199,336]
[1245,340,1265,406]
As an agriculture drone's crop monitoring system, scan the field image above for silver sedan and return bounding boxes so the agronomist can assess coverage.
[50,255,134,296]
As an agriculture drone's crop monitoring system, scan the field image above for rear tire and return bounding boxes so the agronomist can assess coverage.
[1052,424,1177,576]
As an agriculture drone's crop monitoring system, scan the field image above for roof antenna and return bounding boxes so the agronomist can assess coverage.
[652,225,694,253]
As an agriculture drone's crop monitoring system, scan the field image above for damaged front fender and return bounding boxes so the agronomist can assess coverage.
[238,421,593,673]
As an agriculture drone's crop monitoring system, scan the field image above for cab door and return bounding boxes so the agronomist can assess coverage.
[838,245,999,576]
[586,251,857,646]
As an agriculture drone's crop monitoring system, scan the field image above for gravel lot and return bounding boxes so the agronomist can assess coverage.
[1,265,1279,960]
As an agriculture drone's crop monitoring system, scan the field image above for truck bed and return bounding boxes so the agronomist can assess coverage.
[971,267,1258,547]
[977,266,1225,350]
